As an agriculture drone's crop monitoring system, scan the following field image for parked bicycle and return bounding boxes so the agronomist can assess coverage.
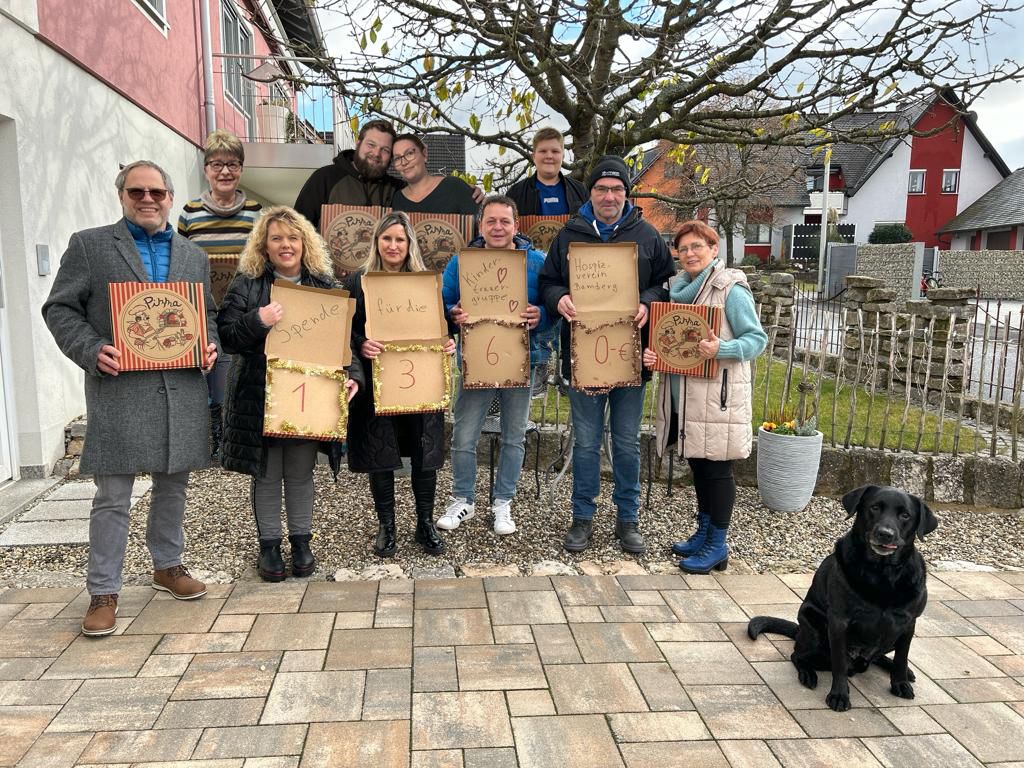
[921,269,943,295]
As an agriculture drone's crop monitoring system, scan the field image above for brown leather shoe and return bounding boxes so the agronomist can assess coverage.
[152,565,207,600]
[82,594,118,637]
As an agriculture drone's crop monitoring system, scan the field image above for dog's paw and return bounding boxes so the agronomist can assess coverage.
[826,690,851,712]
[907,668,917,683]
[891,680,915,699]
[797,668,818,689]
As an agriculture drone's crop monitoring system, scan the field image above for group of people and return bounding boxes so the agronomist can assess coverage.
[42,121,766,638]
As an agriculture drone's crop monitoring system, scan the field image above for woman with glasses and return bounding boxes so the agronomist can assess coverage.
[389,134,478,214]
[643,221,767,574]
[178,130,262,463]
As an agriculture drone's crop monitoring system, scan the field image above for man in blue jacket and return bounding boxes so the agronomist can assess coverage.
[439,195,551,535]
[539,156,675,555]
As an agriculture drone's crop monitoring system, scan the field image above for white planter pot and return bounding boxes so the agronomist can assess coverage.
[756,426,823,512]
[255,103,289,142]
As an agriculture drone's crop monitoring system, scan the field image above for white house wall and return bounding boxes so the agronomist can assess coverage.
[843,139,912,243]
[958,126,1006,214]
[0,14,204,477]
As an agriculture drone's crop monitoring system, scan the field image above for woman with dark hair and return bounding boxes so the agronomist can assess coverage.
[643,220,767,574]
[389,134,478,214]
[344,211,457,557]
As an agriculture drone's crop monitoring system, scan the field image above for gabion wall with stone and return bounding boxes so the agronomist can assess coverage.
[854,243,918,305]
[940,250,1024,299]
[746,269,794,354]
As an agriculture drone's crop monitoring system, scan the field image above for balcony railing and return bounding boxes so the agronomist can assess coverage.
[212,53,339,147]
[804,190,848,215]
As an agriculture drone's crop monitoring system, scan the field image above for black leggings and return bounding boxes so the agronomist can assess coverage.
[368,468,437,516]
[687,457,735,529]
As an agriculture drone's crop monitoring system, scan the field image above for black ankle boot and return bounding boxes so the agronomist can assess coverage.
[209,404,223,464]
[369,471,398,557]
[258,538,285,582]
[288,533,315,577]
[411,469,444,555]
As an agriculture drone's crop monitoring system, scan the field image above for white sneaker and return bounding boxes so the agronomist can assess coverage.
[492,499,516,535]
[436,496,475,530]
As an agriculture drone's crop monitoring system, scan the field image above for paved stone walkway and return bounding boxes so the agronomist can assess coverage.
[3,570,1024,767]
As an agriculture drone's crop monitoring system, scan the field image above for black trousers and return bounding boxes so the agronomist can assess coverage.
[687,457,736,529]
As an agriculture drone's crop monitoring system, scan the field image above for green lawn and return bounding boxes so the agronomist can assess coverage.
[525,360,985,454]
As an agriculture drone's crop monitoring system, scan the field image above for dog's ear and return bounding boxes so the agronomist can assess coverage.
[914,496,939,540]
[842,485,876,519]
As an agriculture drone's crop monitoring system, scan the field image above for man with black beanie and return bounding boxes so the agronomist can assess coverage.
[538,155,675,555]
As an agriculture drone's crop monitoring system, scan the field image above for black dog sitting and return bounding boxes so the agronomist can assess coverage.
[748,484,938,711]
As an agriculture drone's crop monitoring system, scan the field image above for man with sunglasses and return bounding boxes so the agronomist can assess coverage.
[539,155,674,555]
[43,160,220,638]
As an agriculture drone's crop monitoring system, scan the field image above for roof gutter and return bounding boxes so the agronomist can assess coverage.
[199,0,216,135]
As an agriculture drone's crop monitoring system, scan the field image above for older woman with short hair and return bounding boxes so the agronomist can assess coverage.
[178,130,262,462]
[643,221,767,574]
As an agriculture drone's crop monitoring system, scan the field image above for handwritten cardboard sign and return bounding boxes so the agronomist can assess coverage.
[265,281,355,368]
[363,271,451,413]
[263,359,348,439]
[409,213,475,272]
[321,205,386,278]
[568,243,641,390]
[109,281,209,371]
[519,215,568,253]
[209,256,238,307]
[648,302,722,377]
[457,248,530,388]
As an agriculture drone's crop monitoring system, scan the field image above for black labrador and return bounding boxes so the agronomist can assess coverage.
[748,484,938,711]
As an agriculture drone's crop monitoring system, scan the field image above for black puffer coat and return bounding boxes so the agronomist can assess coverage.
[343,271,446,473]
[217,268,364,477]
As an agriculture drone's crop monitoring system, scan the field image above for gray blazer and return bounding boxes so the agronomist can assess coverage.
[42,219,220,475]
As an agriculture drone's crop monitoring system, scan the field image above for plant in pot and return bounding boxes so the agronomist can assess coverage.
[756,409,823,512]
[255,97,291,142]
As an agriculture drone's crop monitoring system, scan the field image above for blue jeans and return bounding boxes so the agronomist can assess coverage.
[567,384,646,523]
[450,381,532,504]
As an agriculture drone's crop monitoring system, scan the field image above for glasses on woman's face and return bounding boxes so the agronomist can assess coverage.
[392,148,420,166]
[206,161,242,173]
[125,187,169,201]
[676,242,709,256]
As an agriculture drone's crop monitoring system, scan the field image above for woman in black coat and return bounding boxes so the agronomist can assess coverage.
[218,206,363,580]
[344,211,455,557]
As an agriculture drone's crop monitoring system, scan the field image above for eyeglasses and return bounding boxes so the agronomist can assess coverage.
[592,184,626,196]
[206,161,242,172]
[125,187,169,201]
[675,242,710,255]
[392,148,420,166]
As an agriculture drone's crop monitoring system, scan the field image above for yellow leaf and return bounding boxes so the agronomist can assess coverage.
[700,167,711,185]
[423,55,434,72]
[349,116,358,136]
[796,82,804,93]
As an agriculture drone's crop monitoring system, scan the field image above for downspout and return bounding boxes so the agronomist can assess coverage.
[199,0,216,134]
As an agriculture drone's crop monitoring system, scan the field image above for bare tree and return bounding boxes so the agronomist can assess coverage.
[264,0,1023,198]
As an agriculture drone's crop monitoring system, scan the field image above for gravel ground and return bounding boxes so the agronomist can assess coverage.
[1,465,1022,588]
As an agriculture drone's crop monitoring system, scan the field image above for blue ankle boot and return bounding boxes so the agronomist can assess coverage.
[671,512,710,557]
[679,523,729,574]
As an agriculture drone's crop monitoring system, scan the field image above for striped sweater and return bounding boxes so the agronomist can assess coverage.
[177,192,262,256]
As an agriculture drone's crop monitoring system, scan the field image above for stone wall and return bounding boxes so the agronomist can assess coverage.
[941,250,1024,299]
[747,270,795,355]
[854,243,920,305]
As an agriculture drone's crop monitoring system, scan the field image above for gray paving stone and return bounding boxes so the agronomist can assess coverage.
[608,711,709,741]
[936,675,1024,703]
[414,608,494,646]
[916,602,986,638]
[156,632,248,654]
[76,727,201,764]
[506,689,556,716]
[0,705,60,765]
[620,741,730,767]
[598,605,677,623]
[552,575,631,606]
[411,749,463,768]
[222,583,307,614]
[862,733,985,768]
[769,738,884,767]
[456,644,546,690]
[55,584,155,619]
[19,499,93,521]
[325,628,412,669]
[924,702,1024,762]
[13,731,92,768]
[155,698,266,729]
[47,677,176,732]
[363,668,412,720]
[943,599,1024,618]
[125,597,226,635]
[488,590,566,625]
[0,587,82,605]
[261,670,365,723]
[626,590,667,606]
[0,657,52,680]
[615,575,687,591]
[546,663,648,714]
[531,624,583,664]
[279,649,326,672]
[492,624,533,644]
[661,589,747,622]
[0,519,89,546]
[791,707,900,737]
[512,714,624,768]
[171,652,280,700]
[687,684,804,739]
[933,573,1024,600]
[715,574,802,605]
[414,646,458,692]
[192,724,307,759]
[972,616,1024,654]
[244,613,335,651]
[570,622,662,663]
[0,678,80,705]
[629,662,694,711]
[850,665,957,707]
[752,660,872,710]
[300,581,378,613]
[464,747,517,768]
[413,691,513,749]
[484,576,553,591]
[661,641,760,685]
[718,739,783,768]
[375,593,414,627]
[415,578,487,609]
[878,706,947,735]
[908,636,1005,679]
[302,720,408,768]
[646,621,729,642]
[44,634,159,679]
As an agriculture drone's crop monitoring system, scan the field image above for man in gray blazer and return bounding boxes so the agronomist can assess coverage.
[43,160,219,637]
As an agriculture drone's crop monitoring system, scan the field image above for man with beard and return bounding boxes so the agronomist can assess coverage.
[294,119,403,229]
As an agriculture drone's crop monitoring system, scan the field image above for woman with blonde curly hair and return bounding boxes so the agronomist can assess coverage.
[217,206,363,581]
[344,211,455,557]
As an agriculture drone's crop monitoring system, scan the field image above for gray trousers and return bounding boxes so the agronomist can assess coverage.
[89,471,189,595]
[251,440,318,539]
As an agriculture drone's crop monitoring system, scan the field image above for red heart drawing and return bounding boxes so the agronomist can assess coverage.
[508,299,519,314]
[497,267,508,284]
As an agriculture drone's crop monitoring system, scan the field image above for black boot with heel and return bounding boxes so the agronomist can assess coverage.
[411,469,444,555]
[258,538,285,582]
[289,533,315,577]
[369,472,397,557]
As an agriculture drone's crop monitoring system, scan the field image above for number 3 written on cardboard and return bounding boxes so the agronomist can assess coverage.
[399,358,416,389]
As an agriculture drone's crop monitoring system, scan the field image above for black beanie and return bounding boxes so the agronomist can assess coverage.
[588,155,631,191]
